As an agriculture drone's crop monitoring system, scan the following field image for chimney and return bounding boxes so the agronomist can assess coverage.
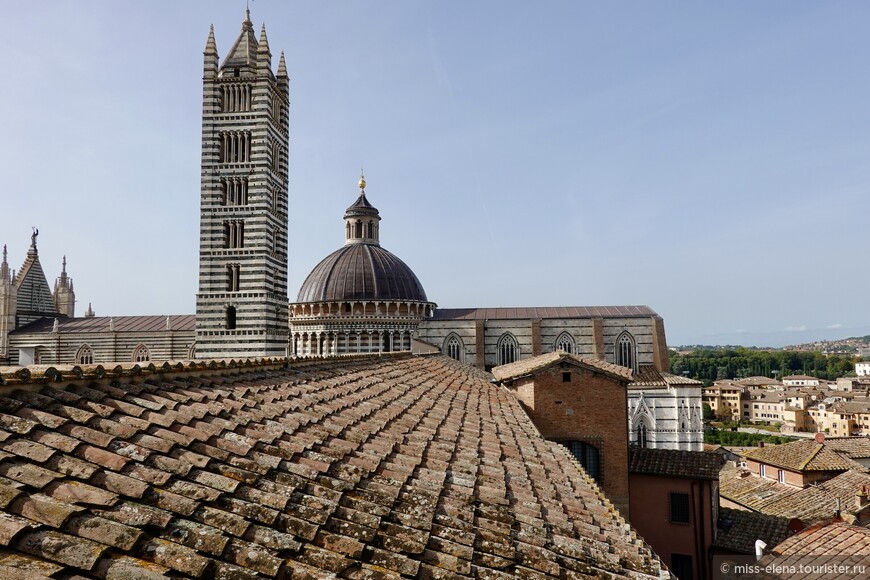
[856,485,870,517]
[755,539,767,561]
[758,441,765,448]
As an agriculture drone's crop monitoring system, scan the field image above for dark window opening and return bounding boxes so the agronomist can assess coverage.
[670,492,690,524]
[562,372,571,383]
[561,441,600,483]
[226,306,237,330]
[671,554,693,580]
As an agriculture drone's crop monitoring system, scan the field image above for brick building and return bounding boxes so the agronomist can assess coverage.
[491,351,634,514]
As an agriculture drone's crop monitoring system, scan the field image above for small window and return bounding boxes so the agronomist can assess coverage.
[132,345,150,363]
[226,306,237,330]
[562,372,571,383]
[670,492,690,524]
[760,464,767,478]
[76,344,94,365]
[671,554,693,580]
[777,469,785,483]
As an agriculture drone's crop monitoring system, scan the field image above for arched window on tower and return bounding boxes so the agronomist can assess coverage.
[76,344,94,365]
[366,221,374,239]
[355,220,362,238]
[443,334,464,362]
[555,332,575,354]
[132,344,150,363]
[497,333,519,366]
[616,331,637,372]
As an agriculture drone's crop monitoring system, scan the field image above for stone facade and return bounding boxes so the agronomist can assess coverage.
[6,315,195,366]
[195,12,290,359]
[417,307,669,372]
[628,369,704,451]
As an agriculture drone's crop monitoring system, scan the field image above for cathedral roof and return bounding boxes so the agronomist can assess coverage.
[10,315,195,335]
[297,244,428,302]
[433,305,660,320]
[0,355,668,578]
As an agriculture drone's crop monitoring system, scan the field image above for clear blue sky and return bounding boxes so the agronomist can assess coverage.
[1,1,869,347]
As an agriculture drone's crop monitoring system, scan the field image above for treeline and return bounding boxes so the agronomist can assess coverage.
[704,430,796,447]
[670,348,855,385]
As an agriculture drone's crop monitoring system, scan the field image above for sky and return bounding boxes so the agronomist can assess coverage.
[1,1,869,348]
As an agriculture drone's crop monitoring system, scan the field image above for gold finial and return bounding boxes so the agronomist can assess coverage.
[358,169,366,192]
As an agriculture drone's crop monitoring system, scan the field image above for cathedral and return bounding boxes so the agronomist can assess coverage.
[0,9,702,451]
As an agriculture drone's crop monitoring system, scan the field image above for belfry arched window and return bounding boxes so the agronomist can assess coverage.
[132,344,150,363]
[497,333,519,366]
[443,334,464,362]
[555,332,575,354]
[76,344,94,365]
[616,331,636,372]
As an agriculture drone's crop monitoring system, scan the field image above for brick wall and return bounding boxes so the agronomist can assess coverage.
[507,363,630,514]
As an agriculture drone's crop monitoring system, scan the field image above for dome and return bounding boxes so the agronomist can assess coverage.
[297,243,428,302]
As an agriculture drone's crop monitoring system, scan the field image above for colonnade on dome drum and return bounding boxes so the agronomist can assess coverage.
[288,299,435,357]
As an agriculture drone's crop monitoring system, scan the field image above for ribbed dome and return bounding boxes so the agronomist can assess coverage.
[297,244,428,302]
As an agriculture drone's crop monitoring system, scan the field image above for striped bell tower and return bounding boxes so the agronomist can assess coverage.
[195,10,290,359]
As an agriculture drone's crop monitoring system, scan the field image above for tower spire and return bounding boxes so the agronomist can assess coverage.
[205,25,217,54]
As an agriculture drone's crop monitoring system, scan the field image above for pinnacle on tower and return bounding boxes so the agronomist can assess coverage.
[258,24,270,55]
[205,25,218,54]
[277,52,288,80]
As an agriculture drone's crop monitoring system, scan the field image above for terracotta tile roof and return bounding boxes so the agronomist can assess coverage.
[0,355,668,578]
[432,305,659,321]
[628,365,703,389]
[491,351,634,383]
[714,507,793,554]
[744,440,856,472]
[757,522,870,577]
[629,447,722,480]
[10,315,196,335]
[824,437,870,459]
[720,463,870,523]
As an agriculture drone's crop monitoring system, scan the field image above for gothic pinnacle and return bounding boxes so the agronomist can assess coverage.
[205,24,218,54]
[277,51,288,79]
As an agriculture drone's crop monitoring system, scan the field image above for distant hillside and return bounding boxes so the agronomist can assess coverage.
[675,335,870,354]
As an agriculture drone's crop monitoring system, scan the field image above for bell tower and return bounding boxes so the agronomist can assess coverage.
[195,10,290,359]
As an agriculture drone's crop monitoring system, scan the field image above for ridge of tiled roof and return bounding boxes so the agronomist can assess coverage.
[714,507,793,555]
[0,355,668,578]
[629,447,722,480]
[491,351,634,383]
[743,439,856,472]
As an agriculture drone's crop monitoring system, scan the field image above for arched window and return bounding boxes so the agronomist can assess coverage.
[132,344,150,363]
[188,343,197,360]
[76,344,94,365]
[226,306,237,330]
[497,333,519,366]
[636,422,648,448]
[355,220,362,238]
[616,331,636,371]
[443,334,464,362]
[555,332,575,354]
[366,221,374,239]
[561,441,601,483]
